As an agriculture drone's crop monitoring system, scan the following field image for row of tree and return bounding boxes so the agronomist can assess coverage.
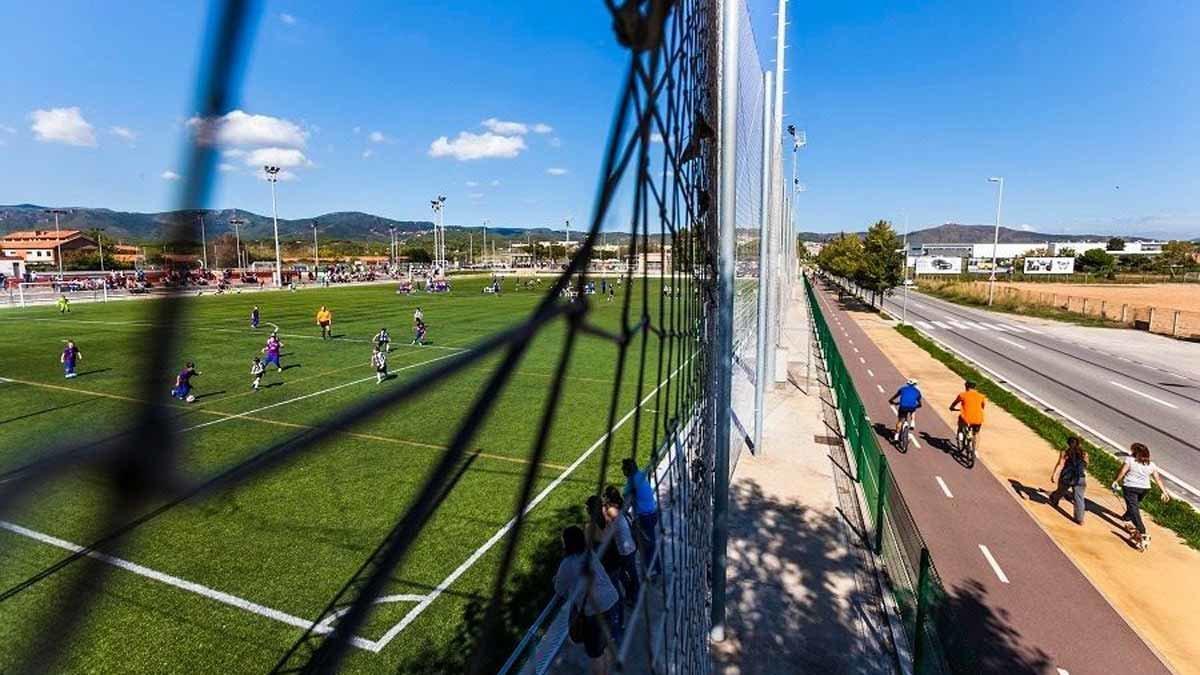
[814,220,904,305]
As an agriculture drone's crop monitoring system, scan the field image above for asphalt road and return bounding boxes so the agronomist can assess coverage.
[878,287,1200,505]
[812,280,1169,675]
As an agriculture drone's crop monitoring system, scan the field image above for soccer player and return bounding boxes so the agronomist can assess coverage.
[56,295,71,314]
[316,305,333,340]
[250,356,266,391]
[412,318,427,346]
[250,305,260,329]
[372,347,388,383]
[413,306,424,326]
[263,332,284,372]
[171,362,201,401]
[373,327,391,353]
[61,340,81,379]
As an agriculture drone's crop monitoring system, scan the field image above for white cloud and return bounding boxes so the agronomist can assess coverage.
[650,132,664,144]
[0,124,16,134]
[110,126,137,143]
[490,179,501,187]
[465,180,479,187]
[482,118,529,136]
[30,107,97,147]
[245,146,311,168]
[532,123,553,134]
[161,170,181,181]
[469,192,484,199]
[187,110,308,149]
[546,167,568,176]
[1020,224,1034,232]
[218,163,239,173]
[549,136,562,148]
[368,130,391,144]
[222,148,246,158]
[362,148,374,159]
[429,131,526,161]
[280,12,297,25]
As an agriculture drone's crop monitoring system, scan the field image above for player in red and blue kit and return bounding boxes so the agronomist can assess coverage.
[262,333,284,372]
[172,362,200,401]
[61,340,82,379]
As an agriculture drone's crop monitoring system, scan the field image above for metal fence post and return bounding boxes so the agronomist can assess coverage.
[912,547,933,672]
[710,0,741,641]
[752,70,774,456]
[874,450,888,553]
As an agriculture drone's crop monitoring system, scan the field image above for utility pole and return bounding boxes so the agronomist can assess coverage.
[229,217,246,272]
[311,220,319,281]
[263,166,283,287]
[987,177,1005,306]
[44,208,69,280]
[199,213,209,270]
[483,219,489,266]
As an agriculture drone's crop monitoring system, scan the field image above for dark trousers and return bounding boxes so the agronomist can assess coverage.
[1049,480,1086,524]
[1121,487,1149,534]
[636,511,660,573]
[613,550,640,602]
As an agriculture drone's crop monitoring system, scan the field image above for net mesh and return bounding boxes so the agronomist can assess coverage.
[0,1,722,674]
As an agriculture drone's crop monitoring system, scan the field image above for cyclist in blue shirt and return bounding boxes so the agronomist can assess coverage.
[889,379,923,444]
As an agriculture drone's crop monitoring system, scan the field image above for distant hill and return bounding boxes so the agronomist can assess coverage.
[799,223,1158,245]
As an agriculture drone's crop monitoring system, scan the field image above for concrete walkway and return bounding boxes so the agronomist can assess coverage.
[712,284,897,675]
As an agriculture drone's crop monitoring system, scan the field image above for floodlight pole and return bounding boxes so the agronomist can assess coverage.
[199,214,208,270]
[264,165,283,287]
[987,176,1004,305]
[44,208,69,280]
[229,217,246,273]
[312,220,319,281]
[97,227,108,302]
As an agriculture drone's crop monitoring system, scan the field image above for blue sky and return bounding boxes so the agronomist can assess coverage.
[1,1,1197,238]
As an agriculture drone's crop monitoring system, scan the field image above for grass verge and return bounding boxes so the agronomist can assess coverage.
[916,283,1124,329]
[895,324,1200,551]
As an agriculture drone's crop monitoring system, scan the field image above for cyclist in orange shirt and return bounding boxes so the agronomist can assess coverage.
[949,380,987,451]
[316,306,333,340]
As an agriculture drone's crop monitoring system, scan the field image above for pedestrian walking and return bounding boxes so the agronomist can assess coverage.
[554,525,623,674]
[1112,443,1172,551]
[1048,436,1088,524]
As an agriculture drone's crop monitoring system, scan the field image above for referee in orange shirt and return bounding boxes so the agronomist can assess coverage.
[316,305,333,340]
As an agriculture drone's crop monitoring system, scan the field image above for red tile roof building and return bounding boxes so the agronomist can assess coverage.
[0,230,97,265]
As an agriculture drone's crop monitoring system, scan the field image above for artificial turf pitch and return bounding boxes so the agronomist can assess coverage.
[0,276,675,673]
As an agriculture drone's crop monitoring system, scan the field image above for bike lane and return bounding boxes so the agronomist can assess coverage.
[812,280,1167,675]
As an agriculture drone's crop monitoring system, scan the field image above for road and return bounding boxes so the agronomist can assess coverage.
[811,280,1168,675]
[880,286,1200,505]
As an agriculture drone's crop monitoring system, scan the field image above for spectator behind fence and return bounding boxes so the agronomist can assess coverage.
[602,485,640,603]
[554,525,623,674]
[1112,443,1171,552]
[621,458,659,575]
[1049,436,1089,524]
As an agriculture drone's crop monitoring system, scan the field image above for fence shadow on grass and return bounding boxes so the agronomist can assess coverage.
[390,501,585,674]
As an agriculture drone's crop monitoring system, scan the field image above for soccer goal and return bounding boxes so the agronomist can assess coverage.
[11,281,112,308]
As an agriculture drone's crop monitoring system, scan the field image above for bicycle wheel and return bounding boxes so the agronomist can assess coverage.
[899,421,911,452]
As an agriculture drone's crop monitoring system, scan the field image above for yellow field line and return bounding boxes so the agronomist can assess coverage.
[1,376,568,472]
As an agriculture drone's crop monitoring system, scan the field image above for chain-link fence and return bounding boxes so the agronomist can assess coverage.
[805,275,954,675]
[0,1,732,673]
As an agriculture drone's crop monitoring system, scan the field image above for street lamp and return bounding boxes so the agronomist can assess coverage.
[311,220,319,282]
[229,217,246,272]
[388,226,396,264]
[198,213,208,270]
[430,195,447,273]
[987,176,1005,306]
[263,166,283,287]
[43,208,70,280]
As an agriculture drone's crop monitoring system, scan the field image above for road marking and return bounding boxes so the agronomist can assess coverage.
[372,365,683,649]
[932,321,951,329]
[889,405,898,415]
[1057,669,1069,675]
[853,347,860,353]
[1109,380,1179,409]
[908,433,921,448]
[1002,324,1025,333]
[867,369,875,377]
[1019,325,1043,334]
[0,521,379,651]
[996,337,1027,351]
[979,545,1010,583]
[859,357,866,365]
[876,384,885,393]
[935,476,953,498]
[988,323,1011,332]
[916,320,934,330]
[969,321,992,330]
[948,320,970,329]
[182,351,462,432]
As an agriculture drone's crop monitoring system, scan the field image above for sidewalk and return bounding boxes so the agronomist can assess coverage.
[847,305,1200,674]
[712,284,897,675]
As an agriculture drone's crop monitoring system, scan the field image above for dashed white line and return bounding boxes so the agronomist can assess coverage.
[932,321,951,329]
[1109,380,1179,409]
[908,434,921,449]
[859,357,866,365]
[853,347,860,353]
[867,369,875,377]
[935,476,954,498]
[876,384,885,393]
[916,320,934,330]
[995,337,1027,351]
[979,544,1010,583]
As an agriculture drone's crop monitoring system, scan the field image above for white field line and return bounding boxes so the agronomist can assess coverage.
[371,365,685,651]
[978,544,1010,583]
[1109,380,1179,410]
[182,351,461,432]
[0,520,382,651]
[935,476,954,498]
[995,337,1027,351]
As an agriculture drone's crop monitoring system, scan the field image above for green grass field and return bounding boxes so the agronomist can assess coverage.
[0,276,682,673]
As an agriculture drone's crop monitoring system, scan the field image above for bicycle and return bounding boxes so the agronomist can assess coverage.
[896,413,915,452]
[956,423,977,465]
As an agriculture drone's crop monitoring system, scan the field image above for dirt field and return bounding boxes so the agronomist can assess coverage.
[997,283,1200,313]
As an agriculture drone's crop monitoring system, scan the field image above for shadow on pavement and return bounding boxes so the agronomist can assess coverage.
[937,580,1053,674]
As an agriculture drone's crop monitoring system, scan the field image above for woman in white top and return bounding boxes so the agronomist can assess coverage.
[1112,443,1171,551]
[553,525,622,673]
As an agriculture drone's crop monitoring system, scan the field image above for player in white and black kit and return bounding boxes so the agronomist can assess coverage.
[250,356,266,390]
[372,347,388,383]
[373,327,391,353]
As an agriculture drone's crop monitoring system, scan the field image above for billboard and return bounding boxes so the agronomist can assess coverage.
[914,256,963,275]
[1023,257,1075,275]
[967,258,1013,274]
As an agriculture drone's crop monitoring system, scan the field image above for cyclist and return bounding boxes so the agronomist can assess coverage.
[949,380,987,452]
[889,378,923,444]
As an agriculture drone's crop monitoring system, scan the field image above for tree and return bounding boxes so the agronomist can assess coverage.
[1076,248,1115,274]
[403,247,432,264]
[857,220,904,305]
[1157,241,1198,275]
[815,232,864,282]
[1107,237,1125,251]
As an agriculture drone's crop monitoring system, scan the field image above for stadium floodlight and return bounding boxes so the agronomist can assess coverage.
[263,165,283,287]
[229,217,246,272]
[311,220,319,280]
[43,208,70,280]
[430,195,447,272]
[987,176,1005,306]
[198,213,208,270]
